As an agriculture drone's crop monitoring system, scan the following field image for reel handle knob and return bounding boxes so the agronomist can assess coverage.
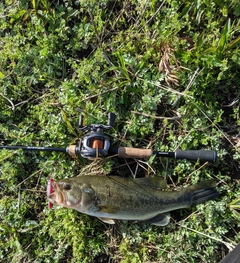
[108,113,116,127]
[79,114,84,128]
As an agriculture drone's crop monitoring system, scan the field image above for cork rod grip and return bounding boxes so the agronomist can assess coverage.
[118,147,152,158]
[67,145,77,158]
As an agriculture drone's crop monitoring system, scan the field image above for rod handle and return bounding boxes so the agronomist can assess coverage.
[175,150,217,162]
[118,147,152,158]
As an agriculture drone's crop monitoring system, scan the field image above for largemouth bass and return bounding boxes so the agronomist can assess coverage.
[47,176,219,226]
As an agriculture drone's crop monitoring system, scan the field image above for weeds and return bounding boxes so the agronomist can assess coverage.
[0,0,240,262]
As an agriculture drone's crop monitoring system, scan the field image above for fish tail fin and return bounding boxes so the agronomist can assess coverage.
[186,180,219,207]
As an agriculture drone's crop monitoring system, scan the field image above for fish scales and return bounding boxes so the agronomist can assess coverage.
[90,177,186,215]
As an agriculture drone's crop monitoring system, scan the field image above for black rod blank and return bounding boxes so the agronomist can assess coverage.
[0,145,67,152]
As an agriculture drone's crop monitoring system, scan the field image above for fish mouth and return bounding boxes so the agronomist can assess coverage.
[47,178,66,208]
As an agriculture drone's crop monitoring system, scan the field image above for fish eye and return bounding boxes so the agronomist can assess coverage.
[63,183,71,191]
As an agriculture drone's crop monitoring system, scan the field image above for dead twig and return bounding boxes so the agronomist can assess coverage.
[131,110,181,120]
[176,222,236,251]
[0,92,15,110]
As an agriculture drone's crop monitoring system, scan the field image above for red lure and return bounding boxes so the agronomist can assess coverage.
[47,178,54,208]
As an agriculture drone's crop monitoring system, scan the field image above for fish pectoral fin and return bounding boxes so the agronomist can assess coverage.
[98,217,115,224]
[146,213,170,226]
[97,205,118,214]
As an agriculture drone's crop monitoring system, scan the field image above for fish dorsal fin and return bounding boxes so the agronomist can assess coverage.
[98,217,115,224]
[136,177,167,190]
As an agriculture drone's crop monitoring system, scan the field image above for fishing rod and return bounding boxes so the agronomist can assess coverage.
[0,113,217,162]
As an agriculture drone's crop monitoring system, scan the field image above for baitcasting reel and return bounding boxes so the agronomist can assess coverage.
[67,113,116,159]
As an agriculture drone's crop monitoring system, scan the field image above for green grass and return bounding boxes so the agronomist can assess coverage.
[0,0,240,262]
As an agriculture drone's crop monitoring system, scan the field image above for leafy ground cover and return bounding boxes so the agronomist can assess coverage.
[0,0,240,262]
